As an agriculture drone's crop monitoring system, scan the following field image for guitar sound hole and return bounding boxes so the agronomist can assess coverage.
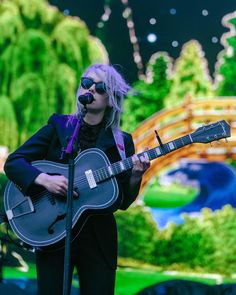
[48,214,66,234]
[48,228,54,234]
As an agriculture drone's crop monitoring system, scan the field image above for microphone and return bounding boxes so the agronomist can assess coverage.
[78,93,94,106]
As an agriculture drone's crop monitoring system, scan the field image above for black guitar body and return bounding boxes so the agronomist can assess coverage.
[4,148,119,250]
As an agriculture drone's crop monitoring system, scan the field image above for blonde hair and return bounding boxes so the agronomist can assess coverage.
[72,64,130,128]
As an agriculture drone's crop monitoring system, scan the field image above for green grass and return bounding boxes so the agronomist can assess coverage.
[115,267,227,295]
[143,184,197,208]
[3,263,36,279]
[115,268,170,295]
[4,264,234,295]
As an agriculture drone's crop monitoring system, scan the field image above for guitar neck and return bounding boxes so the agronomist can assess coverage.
[93,133,193,183]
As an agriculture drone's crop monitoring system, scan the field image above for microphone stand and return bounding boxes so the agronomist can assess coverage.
[63,106,88,295]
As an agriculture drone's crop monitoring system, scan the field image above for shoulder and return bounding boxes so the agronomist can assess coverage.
[112,127,131,138]
[117,129,133,144]
[112,127,134,144]
[122,130,132,139]
[48,113,74,128]
[47,113,79,131]
[47,114,78,147]
[112,128,134,154]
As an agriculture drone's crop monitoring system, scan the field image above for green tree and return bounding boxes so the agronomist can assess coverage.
[116,205,158,264]
[0,0,108,149]
[215,12,236,95]
[203,206,236,275]
[155,213,214,270]
[154,206,236,275]
[122,52,172,132]
[116,201,236,275]
[0,96,18,150]
[165,40,213,108]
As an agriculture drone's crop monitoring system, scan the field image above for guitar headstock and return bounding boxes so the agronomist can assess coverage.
[191,120,231,143]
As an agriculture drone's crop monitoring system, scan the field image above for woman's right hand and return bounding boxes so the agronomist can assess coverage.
[34,173,78,197]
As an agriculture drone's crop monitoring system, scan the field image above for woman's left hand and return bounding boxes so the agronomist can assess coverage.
[131,147,150,179]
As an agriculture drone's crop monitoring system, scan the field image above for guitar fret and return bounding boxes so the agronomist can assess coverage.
[95,134,193,184]
[105,167,110,178]
[168,141,176,151]
[111,163,117,175]
[148,149,156,160]
[107,165,114,176]
[99,168,103,180]
[100,167,108,181]
[126,158,133,170]
[93,170,100,182]
[155,147,162,156]
[116,163,122,173]
[119,161,125,171]
[189,133,193,143]
[174,138,181,148]
[114,163,119,174]
[181,135,191,146]
[93,122,224,184]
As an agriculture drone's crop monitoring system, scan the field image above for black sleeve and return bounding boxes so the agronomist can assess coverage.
[4,123,55,195]
[118,133,142,210]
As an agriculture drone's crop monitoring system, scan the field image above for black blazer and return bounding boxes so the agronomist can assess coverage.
[4,114,141,268]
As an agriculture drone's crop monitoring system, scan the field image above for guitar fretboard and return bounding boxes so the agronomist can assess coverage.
[93,134,192,183]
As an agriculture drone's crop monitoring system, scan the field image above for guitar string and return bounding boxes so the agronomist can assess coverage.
[17,143,167,210]
[12,131,225,210]
[13,137,192,211]
[28,160,133,208]
[31,146,157,204]
[22,141,181,207]
[20,133,211,205]
[30,166,114,206]
[18,150,151,208]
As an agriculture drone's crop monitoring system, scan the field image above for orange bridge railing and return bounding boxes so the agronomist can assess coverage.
[132,96,236,191]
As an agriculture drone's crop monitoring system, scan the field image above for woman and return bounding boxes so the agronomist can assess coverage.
[4,64,150,295]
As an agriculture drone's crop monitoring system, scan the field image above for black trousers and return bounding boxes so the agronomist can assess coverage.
[35,218,116,295]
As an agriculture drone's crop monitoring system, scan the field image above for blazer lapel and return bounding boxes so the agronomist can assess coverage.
[49,114,79,153]
[96,128,116,152]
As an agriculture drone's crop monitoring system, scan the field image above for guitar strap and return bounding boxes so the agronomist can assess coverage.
[112,128,126,160]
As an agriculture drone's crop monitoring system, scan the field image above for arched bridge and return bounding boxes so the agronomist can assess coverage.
[132,96,236,191]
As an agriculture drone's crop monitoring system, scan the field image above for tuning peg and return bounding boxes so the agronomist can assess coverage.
[154,130,164,147]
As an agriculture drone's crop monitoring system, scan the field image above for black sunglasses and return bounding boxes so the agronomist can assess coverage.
[81,77,106,94]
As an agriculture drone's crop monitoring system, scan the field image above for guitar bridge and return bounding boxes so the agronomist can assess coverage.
[85,169,97,189]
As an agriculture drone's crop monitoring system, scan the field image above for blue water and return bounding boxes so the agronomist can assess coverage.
[151,160,236,228]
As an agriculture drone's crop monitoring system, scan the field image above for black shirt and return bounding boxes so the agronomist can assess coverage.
[78,120,104,151]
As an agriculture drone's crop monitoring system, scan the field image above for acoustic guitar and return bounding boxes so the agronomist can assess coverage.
[4,120,230,250]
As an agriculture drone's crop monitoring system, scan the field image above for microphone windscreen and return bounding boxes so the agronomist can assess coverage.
[78,93,94,106]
